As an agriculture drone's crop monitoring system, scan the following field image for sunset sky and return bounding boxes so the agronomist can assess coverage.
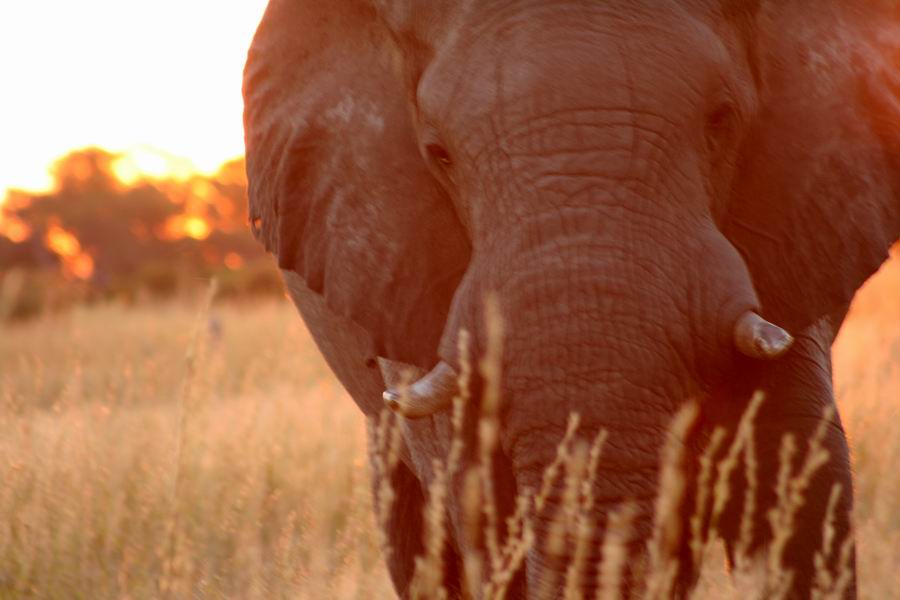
[0,0,269,200]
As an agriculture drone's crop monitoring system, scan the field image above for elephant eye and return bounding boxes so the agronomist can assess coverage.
[705,103,739,155]
[425,143,453,167]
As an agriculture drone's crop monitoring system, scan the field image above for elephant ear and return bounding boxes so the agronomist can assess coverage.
[724,3,900,334]
[243,0,470,367]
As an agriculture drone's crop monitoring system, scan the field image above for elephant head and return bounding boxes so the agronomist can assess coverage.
[244,1,900,597]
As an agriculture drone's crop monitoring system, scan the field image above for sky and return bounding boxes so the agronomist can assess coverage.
[0,0,269,200]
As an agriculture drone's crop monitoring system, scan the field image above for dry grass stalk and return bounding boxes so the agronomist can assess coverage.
[160,280,217,599]
[275,509,300,585]
[689,427,726,567]
[562,430,608,600]
[597,501,638,600]
[450,329,472,473]
[645,402,699,600]
[766,434,800,598]
[411,458,452,600]
[735,420,760,563]
[535,415,582,515]
[369,408,403,571]
[765,405,835,599]
[409,332,473,598]
[812,483,844,599]
[531,414,582,600]
[489,492,536,598]
[709,391,765,539]
[461,467,485,594]
[479,295,505,581]
[553,441,588,598]
[822,532,856,600]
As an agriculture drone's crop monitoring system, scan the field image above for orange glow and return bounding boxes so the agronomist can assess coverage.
[224,252,244,269]
[215,196,235,216]
[184,217,212,240]
[191,180,213,199]
[0,214,32,242]
[68,253,96,280]
[161,215,212,241]
[44,220,95,280]
[45,222,82,258]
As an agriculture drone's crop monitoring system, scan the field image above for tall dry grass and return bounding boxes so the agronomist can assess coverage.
[0,258,897,599]
[0,296,394,599]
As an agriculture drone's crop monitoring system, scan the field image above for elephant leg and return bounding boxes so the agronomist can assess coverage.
[368,445,465,598]
[704,321,856,599]
[281,274,466,594]
[368,434,524,599]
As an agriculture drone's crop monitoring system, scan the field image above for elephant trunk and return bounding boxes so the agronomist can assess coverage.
[410,199,782,593]
[384,308,792,417]
[384,213,793,418]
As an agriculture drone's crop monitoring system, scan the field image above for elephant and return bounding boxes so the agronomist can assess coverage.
[242,1,900,598]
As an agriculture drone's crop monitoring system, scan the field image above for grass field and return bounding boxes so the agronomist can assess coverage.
[0,259,898,599]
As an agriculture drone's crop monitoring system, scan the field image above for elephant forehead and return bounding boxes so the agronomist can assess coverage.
[369,0,460,44]
[414,3,736,131]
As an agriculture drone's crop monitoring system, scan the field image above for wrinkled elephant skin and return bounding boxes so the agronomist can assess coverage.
[244,2,900,598]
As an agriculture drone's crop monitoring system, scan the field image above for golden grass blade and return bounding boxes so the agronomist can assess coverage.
[645,402,698,600]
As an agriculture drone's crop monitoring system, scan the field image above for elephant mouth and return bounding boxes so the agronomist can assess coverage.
[382,309,793,419]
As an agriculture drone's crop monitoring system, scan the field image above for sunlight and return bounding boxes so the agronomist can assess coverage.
[44,220,95,280]
[0,0,269,201]
[45,222,82,258]
[68,254,97,280]
[183,216,212,240]
[0,214,32,243]
[160,214,212,241]
[110,146,199,185]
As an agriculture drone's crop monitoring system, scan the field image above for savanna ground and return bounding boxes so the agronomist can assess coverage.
[0,259,898,599]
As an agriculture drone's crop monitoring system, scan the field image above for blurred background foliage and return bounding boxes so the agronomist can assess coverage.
[2,146,897,324]
[0,148,283,320]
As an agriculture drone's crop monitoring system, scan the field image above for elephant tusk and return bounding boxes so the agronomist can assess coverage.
[733,311,794,360]
[382,360,459,419]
